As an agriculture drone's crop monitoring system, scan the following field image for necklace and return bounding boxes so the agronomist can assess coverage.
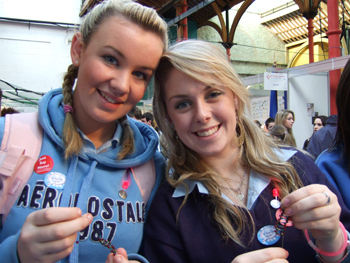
[220,169,247,200]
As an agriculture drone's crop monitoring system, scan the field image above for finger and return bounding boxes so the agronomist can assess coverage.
[281,185,331,210]
[27,207,84,226]
[283,191,339,217]
[32,213,93,243]
[105,253,115,263]
[290,204,340,226]
[38,245,75,263]
[18,241,75,263]
[232,247,289,263]
[37,232,78,254]
[116,247,128,258]
[105,250,129,263]
[292,217,339,233]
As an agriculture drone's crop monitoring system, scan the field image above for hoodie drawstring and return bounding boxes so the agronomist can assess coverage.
[56,155,98,263]
[59,155,78,207]
[69,160,98,263]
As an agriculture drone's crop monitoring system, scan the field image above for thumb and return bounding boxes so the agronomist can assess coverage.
[116,247,128,259]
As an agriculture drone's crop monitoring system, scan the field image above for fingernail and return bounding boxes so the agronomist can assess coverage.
[285,207,293,215]
[83,213,93,220]
[76,208,82,216]
[282,197,290,206]
[115,256,122,263]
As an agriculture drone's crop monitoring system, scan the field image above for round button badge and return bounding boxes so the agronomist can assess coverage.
[257,225,280,246]
[270,199,281,209]
[34,155,54,174]
[44,172,66,189]
[119,190,127,199]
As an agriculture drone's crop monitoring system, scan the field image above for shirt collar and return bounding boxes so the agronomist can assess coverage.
[78,122,122,154]
[172,148,298,209]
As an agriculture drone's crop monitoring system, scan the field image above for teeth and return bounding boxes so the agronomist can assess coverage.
[100,91,118,104]
[196,126,218,137]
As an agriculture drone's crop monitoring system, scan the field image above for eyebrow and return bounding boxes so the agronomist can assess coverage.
[168,85,212,102]
[104,45,155,72]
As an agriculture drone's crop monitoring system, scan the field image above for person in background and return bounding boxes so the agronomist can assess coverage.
[269,125,295,147]
[316,59,350,210]
[127,106,142,120]
[302,115,328,151]
[264,117,275,132]
[143,40,350,263]
[275,109,296,147]
[0,0,168,262]
[142,112,160,133]
[141,112,154,127]
[307,115,338,160]
[254,120,262,129]
[0,107,20,116]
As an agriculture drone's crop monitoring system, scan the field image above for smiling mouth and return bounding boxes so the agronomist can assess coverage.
[196,126,219,137]
[99,90,121,104]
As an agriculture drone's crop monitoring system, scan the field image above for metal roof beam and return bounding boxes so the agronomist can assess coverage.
[167,0,216,27]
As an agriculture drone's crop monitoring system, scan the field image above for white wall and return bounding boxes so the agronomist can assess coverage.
[288,73,329,148]
[0,0,81,111]
[0,0,81,24]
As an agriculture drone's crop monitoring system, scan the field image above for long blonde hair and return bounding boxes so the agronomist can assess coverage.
[153,40,303,246]
[269,125,295,147]
[62,0,168,159]
[275,109,296,147]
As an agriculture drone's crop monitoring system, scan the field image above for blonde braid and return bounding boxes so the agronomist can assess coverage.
[118,116,134,159]
[62,64,83,159]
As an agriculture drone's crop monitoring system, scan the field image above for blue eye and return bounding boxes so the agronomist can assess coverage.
[207,91,222,99]
[103,55,118,65]
[133,71,147,80]
[175,101,190,109]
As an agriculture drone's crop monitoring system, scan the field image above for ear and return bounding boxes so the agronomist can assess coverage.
[70,33,84,67]
[234,95,239,110]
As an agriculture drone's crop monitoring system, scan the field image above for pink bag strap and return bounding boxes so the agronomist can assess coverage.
[0,112,43,224]
[132,158,155,205]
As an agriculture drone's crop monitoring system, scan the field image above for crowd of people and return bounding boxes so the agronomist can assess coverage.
[0,1,349,263]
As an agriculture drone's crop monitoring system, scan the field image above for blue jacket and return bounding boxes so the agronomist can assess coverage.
[0,88,165,263]
[307,115,337,159]
[316,146,350,210]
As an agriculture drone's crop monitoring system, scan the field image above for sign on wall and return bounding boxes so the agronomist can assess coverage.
[264,72,288,91]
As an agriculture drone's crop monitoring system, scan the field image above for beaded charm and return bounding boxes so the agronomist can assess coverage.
[275,209,290,247]
[99,236,117,255]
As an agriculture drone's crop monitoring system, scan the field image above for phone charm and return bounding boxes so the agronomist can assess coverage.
[275,209,290,248]
[119,168,131,199]
[99,236,117,255]
[270,188,281,209]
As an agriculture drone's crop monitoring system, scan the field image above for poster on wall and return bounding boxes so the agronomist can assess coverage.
[307,103,315,117]
[278,96,285,111]
[251,96,270,126]
[264,72,288,91]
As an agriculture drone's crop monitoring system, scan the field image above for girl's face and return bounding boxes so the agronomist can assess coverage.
[71,17,163,131]
[164,69,239,161]
[313,118,324,132]
[283,113,294,129]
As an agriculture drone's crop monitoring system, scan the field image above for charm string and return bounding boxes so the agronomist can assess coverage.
[275,209,290,248]
[99,236,117,255]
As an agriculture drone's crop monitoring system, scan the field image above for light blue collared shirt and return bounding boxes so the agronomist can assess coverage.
[78,122,123,155]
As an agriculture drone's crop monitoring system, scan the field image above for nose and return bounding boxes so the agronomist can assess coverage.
[194,100,211,123]
[110,70,130,95]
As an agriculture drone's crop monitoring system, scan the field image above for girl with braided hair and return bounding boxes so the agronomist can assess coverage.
[0,0,167,263]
